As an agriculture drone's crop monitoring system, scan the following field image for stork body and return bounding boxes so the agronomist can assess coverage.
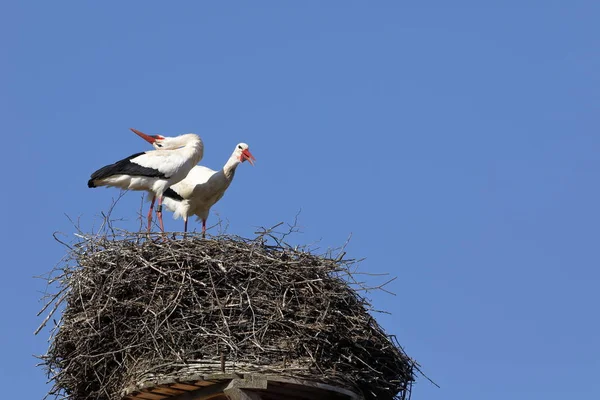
[161,143,255,236]
[88,129,204,231]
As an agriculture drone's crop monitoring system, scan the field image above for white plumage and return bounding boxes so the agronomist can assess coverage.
[161,143,255,235]
[88,128,204,232]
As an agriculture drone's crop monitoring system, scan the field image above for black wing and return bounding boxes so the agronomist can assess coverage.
[88,152,168,188]
[163,187,184,201]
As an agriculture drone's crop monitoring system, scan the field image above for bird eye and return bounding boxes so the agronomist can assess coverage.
[156,143,163,148]
[238,145,243,149]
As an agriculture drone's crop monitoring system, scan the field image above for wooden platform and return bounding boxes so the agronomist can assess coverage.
[123,373,363,400]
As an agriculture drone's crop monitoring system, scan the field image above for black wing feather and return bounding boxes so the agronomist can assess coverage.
[88,152,167,188]
[164,187,184,201]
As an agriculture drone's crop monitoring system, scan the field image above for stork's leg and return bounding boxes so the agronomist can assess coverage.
[147,196,156,232]
[202,219,206,239]
[184,218,188,234]
[156,196,165,232]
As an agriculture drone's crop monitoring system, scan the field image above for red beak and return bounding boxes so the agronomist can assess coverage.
[242,149,256,166]
[130,128,163,144]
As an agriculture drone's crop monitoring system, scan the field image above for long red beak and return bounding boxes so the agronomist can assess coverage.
[131,128,160,144]
[242,149,256,166]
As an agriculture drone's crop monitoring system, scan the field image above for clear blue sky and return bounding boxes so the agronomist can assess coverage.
[3,2,599,399]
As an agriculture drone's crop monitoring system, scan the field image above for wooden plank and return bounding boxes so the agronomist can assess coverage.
[151,386,186,396]
[129,394,149,400]
[134,392,169,400]
[124,374,361,400]
[203,373,242,381]
[261,375,360,399]
[171,383,203,391]
[193,380,218,387]
[222,376,268,400]
[227,389,263,400]
[166,381,231,400]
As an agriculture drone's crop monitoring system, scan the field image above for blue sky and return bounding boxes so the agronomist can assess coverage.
[3,2,600,399]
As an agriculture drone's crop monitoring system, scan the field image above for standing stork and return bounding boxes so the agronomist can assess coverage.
[87,128,204,232]
[158,143,255,236]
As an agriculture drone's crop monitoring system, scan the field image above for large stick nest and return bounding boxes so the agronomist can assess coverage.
[38,229,417,400]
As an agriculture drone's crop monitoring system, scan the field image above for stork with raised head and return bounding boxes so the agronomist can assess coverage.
[158,143,255,237]
[87,128,204,232]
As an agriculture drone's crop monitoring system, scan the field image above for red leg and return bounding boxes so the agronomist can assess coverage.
[202,219,206,239]
[147,196,156,232]
[157,196,165,232]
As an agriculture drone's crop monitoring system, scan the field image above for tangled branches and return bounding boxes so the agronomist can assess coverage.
[38,229,417,400]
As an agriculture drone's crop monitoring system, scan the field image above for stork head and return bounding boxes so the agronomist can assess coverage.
[130,128,167,149]
[235,143,255,166]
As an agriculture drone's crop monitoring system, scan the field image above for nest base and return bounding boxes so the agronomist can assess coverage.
[124,373,362,400]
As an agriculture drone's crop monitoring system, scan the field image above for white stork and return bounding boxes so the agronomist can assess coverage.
[88,128,204,232]
[158,143,255,236]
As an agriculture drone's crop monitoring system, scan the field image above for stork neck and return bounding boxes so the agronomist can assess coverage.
[176,134,204,164]
[223,154,242,181]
